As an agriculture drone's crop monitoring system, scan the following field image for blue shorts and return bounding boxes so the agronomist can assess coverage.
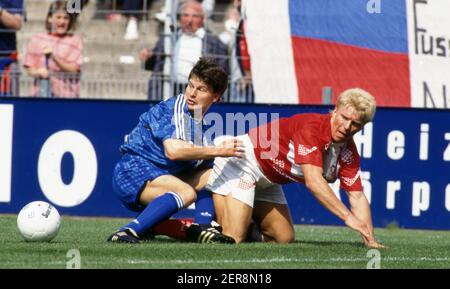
[112,154,170,212]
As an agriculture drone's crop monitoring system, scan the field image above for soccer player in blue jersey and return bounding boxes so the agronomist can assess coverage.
[108,57,244,244]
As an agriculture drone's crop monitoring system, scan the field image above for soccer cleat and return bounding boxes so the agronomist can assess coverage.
[210,220,223,233]
[107,228,140,244]
[186,223,236,244]
[139,229,155,241]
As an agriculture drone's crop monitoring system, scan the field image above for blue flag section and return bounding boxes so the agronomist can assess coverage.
[0,98,449,229]
[289,0,410,106]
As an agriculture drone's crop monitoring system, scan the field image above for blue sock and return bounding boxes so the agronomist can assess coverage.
[194,190,215,225]
[122,192,184,237]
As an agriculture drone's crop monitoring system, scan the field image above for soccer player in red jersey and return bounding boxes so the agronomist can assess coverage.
[207,88,384,248]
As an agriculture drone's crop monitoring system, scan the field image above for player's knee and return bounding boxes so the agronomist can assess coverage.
[276,233,295,244]
[274,228,295,244]
[177,186,196,206]
[263,224,294,244]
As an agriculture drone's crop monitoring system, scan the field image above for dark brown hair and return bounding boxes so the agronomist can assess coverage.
[188,57,229,95]
[46,0,77,33]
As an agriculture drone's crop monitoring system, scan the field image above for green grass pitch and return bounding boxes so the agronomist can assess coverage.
[1,215,449,269]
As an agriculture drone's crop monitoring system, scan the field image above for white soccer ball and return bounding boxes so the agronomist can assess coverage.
[17,201,61,242]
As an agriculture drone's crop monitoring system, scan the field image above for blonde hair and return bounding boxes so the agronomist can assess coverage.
[336,88,376,124]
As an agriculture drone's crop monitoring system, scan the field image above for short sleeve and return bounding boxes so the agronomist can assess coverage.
[7,0,24,13]
[293,132,323,167]
[338,140,363,191]
[23,36,43,69]
[147,102,179,142]
[66,35,83,68]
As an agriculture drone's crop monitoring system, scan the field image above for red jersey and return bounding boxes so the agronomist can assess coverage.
[248,113,363,192]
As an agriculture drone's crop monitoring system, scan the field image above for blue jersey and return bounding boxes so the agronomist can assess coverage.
[120,94,212,174]
[0,0,24,55]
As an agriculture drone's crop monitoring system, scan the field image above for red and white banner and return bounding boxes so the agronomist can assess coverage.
[244,0,450,108]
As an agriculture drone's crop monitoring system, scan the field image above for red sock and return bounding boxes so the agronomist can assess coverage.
[153,218,194,240]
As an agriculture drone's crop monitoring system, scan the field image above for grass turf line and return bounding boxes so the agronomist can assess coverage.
[1,215,449,269]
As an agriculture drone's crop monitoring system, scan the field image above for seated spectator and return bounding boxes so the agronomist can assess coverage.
[23,0,83,98]
[0,0,25,96]
[140,0,229,100]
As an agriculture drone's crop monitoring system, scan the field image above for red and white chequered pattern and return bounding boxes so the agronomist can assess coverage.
[271,158,285,169]
[298,144,317,156]
[341,171,360,187]
[340,148,354,165]
[270,158,299,182]
[238,174,255,191]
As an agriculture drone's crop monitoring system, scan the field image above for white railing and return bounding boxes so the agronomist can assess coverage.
[0,72,148,99]
[1,1,255,102]
[2,72,254,102]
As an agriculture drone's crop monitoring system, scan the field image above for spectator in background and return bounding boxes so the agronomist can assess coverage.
[155,0,215,22]
[0,0,24,97]
[219,1,252,102]
[140,0,229,100]
[23,0,83,98]
[220,0,254,102]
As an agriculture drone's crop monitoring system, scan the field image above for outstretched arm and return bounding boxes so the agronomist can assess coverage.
[163,138,245,161]
[301,164,371,239]
[346,190,385,248]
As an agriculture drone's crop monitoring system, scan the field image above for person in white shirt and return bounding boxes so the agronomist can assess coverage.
[140,0,229,100]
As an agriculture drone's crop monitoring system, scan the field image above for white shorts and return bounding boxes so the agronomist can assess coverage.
[206,135,287,208]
